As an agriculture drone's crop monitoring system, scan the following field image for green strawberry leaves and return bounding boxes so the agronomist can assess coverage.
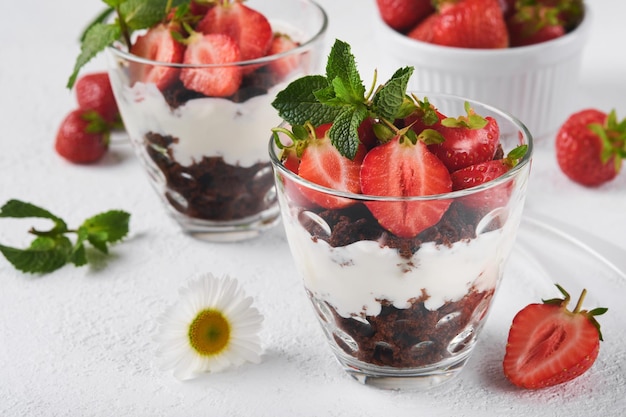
[0,199,130,274]
[271,39,414,160]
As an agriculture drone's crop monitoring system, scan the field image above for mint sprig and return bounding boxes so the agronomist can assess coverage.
[0,199,130,274]
[271,39,419,160]
[67,0,189,89]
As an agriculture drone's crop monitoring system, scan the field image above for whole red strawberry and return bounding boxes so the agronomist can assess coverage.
[408,0,509,49]
[55,110,110,164]
[376,0,434,32]
[503,284,607,389]
[507,4,566,47]
[75,72,120,123]
[555,108,626,187]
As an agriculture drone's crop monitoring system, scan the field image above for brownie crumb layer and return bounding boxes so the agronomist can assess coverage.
[331,289,494,368]
[145,132,275,221]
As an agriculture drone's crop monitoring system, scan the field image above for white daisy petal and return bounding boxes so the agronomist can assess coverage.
[155,272,264,380]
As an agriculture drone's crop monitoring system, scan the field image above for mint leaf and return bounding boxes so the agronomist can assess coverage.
[67,22,121,89]
[272,75,341,126]
[325,40,365,104]
[373,67,413,121]
[120,0,170,30]
[79,7,116,42]
[0,236,72,274]
[0,200,131,275]
[82,210,130,244]
[329,105,368,160]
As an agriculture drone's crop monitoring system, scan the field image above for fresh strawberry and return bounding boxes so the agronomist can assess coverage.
[74,72,120,123]
[360,135,452,238]
[180,33,242,97]
[426,102,501,172]
[503,284,607,389]
[129,23,185,90]
[196,1,273,62]
[507,4,565,47]
[190,0,213,16]
[498,0,517,18]
[55,109,110,164]
[375,0,434,32]
[408,0,509,49]
[295,124,366,209]
[451,145,528,210]
[555,108,626,187]
[267,34,301,81]
[357,117,380,150]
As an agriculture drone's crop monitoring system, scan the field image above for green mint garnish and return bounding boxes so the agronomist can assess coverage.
[271,39,418,160]
[67,0,189,89]
[0,199,130,274]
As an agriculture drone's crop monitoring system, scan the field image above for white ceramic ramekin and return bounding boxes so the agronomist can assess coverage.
[374,6,592,139]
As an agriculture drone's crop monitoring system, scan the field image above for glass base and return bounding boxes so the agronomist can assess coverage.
[167,206,281,243]
[335,349,472,391]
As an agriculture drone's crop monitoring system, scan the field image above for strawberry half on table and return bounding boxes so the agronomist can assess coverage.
[503,284,608,389]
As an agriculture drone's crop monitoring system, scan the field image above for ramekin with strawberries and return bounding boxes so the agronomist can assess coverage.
[104,0,328,242]
[373,0,591,139]
[269,40,533,390]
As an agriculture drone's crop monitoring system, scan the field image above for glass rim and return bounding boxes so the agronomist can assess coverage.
[107,0,328,68]
[268,93,534,203]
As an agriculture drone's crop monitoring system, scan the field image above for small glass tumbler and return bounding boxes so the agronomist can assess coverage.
[269,94,533,389]
[108,0,328,242]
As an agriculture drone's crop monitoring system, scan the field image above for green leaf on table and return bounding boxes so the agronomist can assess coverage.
[0,236,73,274]
[0,199,67,233]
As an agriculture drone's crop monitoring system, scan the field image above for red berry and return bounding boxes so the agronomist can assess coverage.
[129,23,185,90]
[408,0,509,49]
[267,34,301,81]
[555,109,626,187]
[55,110,109,164]
[375,0,434,32]
[507,5,566,47]
[360,135,452,238]
[503,285,607,389]
[180,33,242,97]
[196,2,272,62]
[75,72,119,123]
[297,124,366,209]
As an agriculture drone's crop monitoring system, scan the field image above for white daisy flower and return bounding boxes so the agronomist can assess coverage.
[155,273,264,380]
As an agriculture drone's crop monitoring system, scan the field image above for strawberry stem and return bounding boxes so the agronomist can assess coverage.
[572,288,587,314]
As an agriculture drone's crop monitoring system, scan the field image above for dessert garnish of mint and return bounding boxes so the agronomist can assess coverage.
[0,200,130,274]
[67,0,191,89]
[271,39,440,160]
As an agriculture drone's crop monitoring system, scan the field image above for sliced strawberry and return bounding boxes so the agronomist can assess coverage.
[451,145,527,211]
[503,285,607,389]
[267,34,301,81]
[297,124,366,209]
[74,72,120,123]
[360,136,452,238]
[129,23,185,90]
[427,103,501,172]
[180,33,242,97]
[196,1,272,62]
[55,109,110,164]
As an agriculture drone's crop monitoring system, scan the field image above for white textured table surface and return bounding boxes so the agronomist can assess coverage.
[1,1,625,416]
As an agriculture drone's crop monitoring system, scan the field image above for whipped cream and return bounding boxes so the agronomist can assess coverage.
[282,207,521,319]
[110,77,285,168]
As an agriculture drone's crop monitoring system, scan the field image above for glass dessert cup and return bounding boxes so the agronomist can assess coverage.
[269,94,533,390]
[107,0,328,242]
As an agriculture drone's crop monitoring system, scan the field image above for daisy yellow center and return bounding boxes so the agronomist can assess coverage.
[188,309,231,356]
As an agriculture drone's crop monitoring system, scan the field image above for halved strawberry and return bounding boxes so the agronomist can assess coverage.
[451,145,527,211]
[196,1,273,62]
[360,135,452,238]
[267,34,301,81]
[503,285,607,389]
[297,123,366,209]
[129,23,185,90]
[180,33,242,97]
[427,103,501,172]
